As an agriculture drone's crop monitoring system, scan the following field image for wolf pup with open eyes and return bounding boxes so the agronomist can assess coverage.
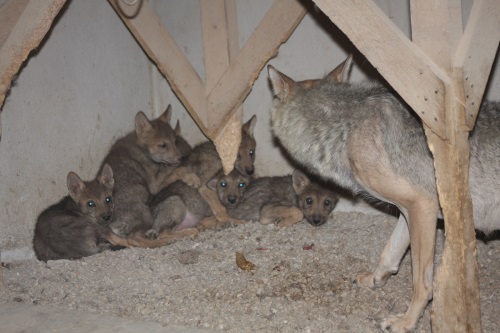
[222,169,338,227]
[33,164,120,261]
[102,106,199,237]
[145,116,257,237]
[147,169,250,237]
[268,55,500,332]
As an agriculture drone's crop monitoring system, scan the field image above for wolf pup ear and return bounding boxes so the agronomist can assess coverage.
[67,171,86,200]
[174,120,181,136]
[158,104,172,124]
[242,115,257,137]
[207,177,219,192]
[267,65,295,101]
[135,111,153,134]
[99,164,115,189]
[292,169,311,194]
[326,54,353,84]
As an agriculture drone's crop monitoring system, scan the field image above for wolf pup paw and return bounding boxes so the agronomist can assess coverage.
[182,172,201,188]
[145,229,159,240]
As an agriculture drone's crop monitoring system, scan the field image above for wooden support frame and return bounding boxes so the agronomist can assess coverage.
[109,0,307,172]
[0,0,67,110]
[313,0,499,331]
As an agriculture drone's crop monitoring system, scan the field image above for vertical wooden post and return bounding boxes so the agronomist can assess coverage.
[411,1,481,332]
[201,0,242,174]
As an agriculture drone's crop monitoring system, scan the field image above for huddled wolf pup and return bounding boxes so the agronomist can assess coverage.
[222,169,338,227]
[268,55,500,332]
[147,169,249,237]
[33,164,119,261]
[102,106,197,237]
[156,115,258,230]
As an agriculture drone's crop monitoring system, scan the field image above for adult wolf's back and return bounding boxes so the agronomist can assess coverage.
[267,56,500,333]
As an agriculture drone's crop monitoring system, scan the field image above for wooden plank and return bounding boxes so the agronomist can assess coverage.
[206,0,307,137]
[108,0,209,135]
[313,0,450,140]
[0,0,30,49]
[212,0,244,174]
[454,0,500,130]
[201,0,242,173]
[411,1,481,332]
[201,0,230,91]
[0,0,66,109]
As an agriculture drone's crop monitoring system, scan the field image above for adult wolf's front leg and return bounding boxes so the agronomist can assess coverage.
[354,213,410,289]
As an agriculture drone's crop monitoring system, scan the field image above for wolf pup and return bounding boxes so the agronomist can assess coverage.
[223,169,338,227]
[160,115,258,227]
[147,169,249,237]
[102,106,197,237]
[33,164,120,261]
[268,56,500,332]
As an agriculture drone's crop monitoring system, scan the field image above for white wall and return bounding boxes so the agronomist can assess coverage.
[1,0,498,260]
[0,0,155,260]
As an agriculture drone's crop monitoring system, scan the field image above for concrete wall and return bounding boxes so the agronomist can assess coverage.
[1,0,498,260]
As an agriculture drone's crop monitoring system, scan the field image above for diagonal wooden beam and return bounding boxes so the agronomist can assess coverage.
[0,0,66,110]
[312,0,450,140]
[454,0,500,130]
[206,0,307,138]
[108,0,209,136]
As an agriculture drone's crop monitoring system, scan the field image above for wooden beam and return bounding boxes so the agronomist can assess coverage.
[411,0,481,332]
[312,0,450,140]
[201,0,243,173]
[108,0,209,136]
[0,0,31,49]
[454,0,500,130]
[0,0,66,109]
[206,0,307,137]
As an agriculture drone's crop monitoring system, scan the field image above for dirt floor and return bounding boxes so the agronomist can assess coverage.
[1,211,498,333]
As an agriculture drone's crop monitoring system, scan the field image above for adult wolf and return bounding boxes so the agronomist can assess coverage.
[267,55,500,332]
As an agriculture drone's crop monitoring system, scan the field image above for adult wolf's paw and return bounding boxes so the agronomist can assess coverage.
[380,314,416,333]
[353,271,388,289]
[145,229,159,240]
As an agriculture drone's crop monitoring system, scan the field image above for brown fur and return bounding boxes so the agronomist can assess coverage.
[102,106,197,237]
[163,116,257,227]
[221,170,339,227]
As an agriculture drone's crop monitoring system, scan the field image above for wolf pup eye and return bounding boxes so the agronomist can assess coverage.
[238,182,246,188]
[324,199,331,206]
[105,196,112,205]
[306,197,313,205]
[220,181,227,188]
[249,149,255,157]
[158,143,168,149]
[87,200,95,207]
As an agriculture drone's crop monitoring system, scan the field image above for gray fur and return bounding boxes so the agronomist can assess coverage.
[33,165,117,261]
[269,68,500,233]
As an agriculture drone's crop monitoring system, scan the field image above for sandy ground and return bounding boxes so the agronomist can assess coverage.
[1,211,498,333]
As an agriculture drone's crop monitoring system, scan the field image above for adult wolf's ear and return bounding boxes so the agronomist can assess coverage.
[268,65,296,101]
[325,54,353,84]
